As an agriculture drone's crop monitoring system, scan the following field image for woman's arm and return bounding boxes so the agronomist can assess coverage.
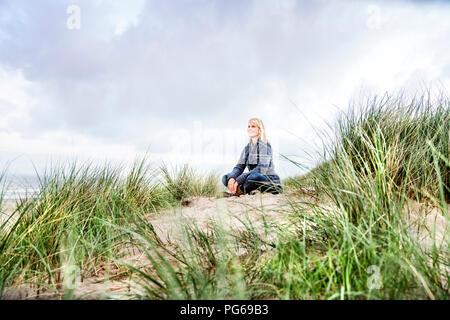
[235,142,272,186]
[226,147,247,184]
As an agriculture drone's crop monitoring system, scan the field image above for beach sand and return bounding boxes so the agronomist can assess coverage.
[2,191,302,299]
[1,199,18,229]
[2,192,447,299]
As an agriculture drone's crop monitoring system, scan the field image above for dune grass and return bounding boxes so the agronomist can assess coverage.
[158,162,220,203]
[326,91,449,206]
[122,91,448,300]
[0,90,448,300]
[122,193,448,299]
[258,92,449,299]
[0,159,219,298]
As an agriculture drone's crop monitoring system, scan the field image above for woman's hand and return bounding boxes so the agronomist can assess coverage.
[232,181,238,193]
[227,178,238,193]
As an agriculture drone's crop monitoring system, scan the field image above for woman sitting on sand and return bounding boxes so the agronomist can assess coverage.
[222,118,283,197]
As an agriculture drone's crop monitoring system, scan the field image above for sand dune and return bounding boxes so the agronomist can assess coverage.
[2,191,447,299]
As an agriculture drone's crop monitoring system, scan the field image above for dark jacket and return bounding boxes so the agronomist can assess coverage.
[226,137,281,186]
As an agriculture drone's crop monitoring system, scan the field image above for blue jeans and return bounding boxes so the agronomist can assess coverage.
[222,172,283,194]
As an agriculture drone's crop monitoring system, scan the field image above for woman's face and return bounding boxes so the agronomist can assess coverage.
[247,122,260,138]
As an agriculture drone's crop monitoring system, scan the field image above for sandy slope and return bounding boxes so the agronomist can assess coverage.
[73,194,448,299]
[69,192,302,299]
[0,200,18,228]
[147,191,300,245]
[2,191,447,299]
[3,192,301,299]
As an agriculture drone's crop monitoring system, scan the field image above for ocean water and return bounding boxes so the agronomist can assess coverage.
[1,174,40,200]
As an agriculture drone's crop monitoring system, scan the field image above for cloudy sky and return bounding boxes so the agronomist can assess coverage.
[0,0,449,179]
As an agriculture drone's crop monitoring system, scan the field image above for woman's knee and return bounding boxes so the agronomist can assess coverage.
[247,172,269,182]
[222,174,228,187]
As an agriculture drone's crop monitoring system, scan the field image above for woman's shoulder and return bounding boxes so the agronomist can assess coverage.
[259,139,272,148]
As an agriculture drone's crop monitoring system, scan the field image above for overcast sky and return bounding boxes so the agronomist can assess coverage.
[0,0,449,179]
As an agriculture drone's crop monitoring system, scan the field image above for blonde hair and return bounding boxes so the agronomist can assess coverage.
[248,118,269,143]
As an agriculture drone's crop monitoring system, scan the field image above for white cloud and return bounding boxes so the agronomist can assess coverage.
[0,67,36,130]
[103,0,147,36]
[0,0,449,178]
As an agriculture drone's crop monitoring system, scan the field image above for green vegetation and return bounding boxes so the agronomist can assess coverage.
[159,162,220,202]
[0,160,218,298]
[0,90,448,299]
[125,91,448,300]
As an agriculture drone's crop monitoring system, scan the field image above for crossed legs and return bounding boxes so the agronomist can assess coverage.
[222,172,283,195]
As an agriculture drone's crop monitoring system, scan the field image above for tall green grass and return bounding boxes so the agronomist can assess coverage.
[332,92,448,204]
[123,196,447,299]
[121,216,251,300]
[0,159,154,297]
[1,90,448,299]
[124,91,448,300]
[159,162,219,203]
[0,159,219,298]
[260,92,448,299]
[260,91,449,299]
